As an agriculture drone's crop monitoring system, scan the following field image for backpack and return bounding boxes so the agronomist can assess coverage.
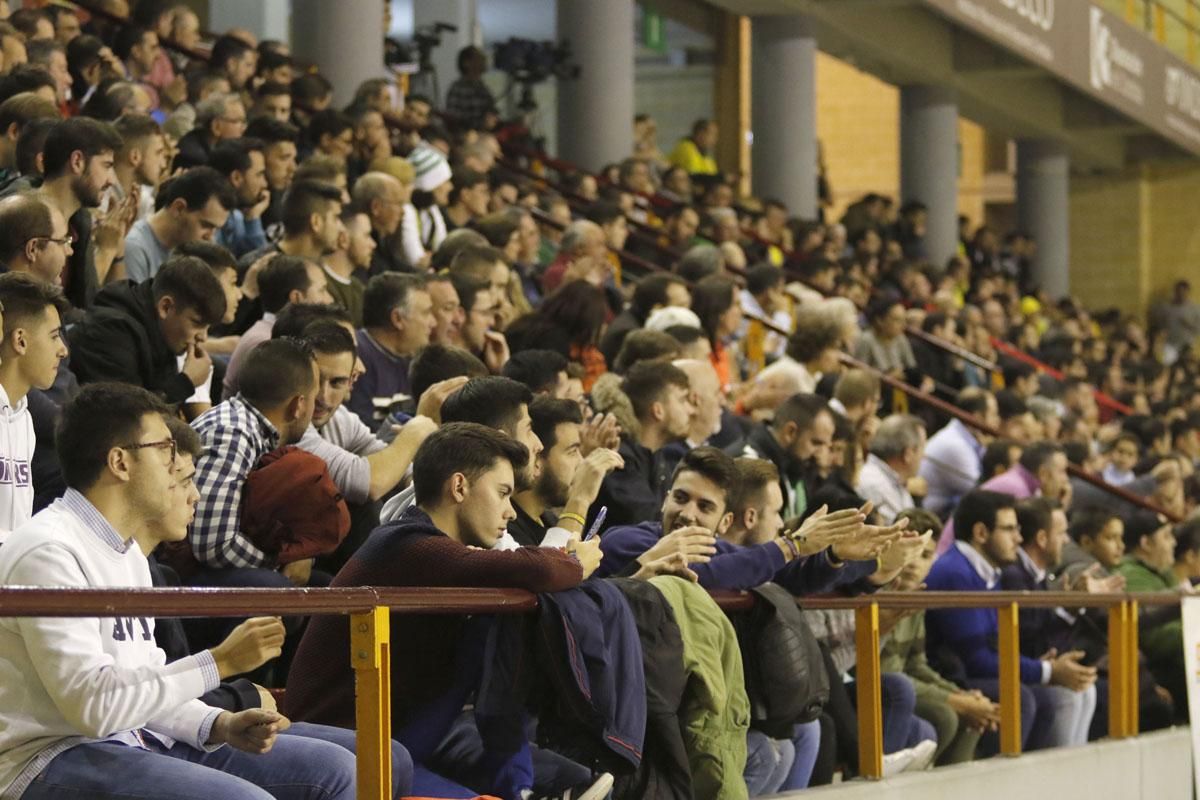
[240,445,350,564]
[736,582,830,737]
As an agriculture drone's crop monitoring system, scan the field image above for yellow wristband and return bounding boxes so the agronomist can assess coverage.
[558,511,586,528]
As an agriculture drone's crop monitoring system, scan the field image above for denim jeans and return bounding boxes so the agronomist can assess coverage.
[779,720,821,791]
[880,673,937,753]
[284,721,413,797]
[22,733,355,800]
[744,730,793,797]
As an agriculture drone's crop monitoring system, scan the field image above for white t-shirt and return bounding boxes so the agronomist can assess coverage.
[0,384,35,544]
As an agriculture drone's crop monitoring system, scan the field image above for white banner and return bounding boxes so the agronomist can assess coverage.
[1180,596,1200,794]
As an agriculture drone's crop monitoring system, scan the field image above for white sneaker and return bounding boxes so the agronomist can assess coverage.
[532,772,615,800]
[881,747,917,777]
[905,739,937,772]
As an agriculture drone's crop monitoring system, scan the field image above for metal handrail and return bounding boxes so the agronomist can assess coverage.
[0,584,1178,787]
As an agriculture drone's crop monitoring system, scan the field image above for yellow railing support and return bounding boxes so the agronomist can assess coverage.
[351,606,392,800]
[855,603,884,779]
[997,603,1022,756]
[1107,600,1130,738]
[1128,600,1140,733]
[1154,3,1167,42]
[1127,0,1138,25]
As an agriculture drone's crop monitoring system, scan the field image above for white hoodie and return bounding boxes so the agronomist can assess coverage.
[0,384,34,545]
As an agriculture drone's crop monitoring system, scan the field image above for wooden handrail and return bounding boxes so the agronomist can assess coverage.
[991,337,1134,417]
[68,0,213,64]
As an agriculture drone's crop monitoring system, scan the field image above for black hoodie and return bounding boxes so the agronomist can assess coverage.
[67,279,195,404]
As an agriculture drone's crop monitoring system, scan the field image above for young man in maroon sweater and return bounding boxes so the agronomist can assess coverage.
[284,422,608,799]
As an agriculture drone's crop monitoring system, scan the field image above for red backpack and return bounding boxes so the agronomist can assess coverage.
[240,445,350,564]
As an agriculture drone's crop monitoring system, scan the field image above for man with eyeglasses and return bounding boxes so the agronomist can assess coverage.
[175,92,247,171]
[0,194,73,285]
[0,382,360,800]
[925,489,1097,752]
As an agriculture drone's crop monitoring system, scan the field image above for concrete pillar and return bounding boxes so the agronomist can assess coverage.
[412,0,479,107]
[556,0,634,172]
[900,85,959,267]
[292,0,387,108]
[1017,139,1070,298]
[208,0,289,43]
[751,16,818,220]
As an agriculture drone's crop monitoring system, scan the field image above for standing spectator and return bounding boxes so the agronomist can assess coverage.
[444,45,496,129]
[124,167,235,282]
[0,274,67,541]
[68,256,226,406]
[1158,280,1200,363]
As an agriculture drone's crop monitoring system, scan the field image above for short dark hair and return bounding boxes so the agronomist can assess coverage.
[614,329,680,373]
[732,456,780,515]
[529,396,583,452]
[0,93,59,136]
[238,337,316,408]
[441,376,533,436]
[154,166,236,213]
[208,137,266,177]
[786,308,843,364]
[449,271,490,315]
[9,8,50,39]
[112,112,161,152]
[41,117,122,178]
[771,393,830,435]
[362,273,427,330]
[630,273,687,321]
[982,439,1019,478]
[270,302,350,339]
[621,360,690,422]
[0,65,56,106]
[1003,360,1036,386]
[995,389,1029,420]
[502,350,568,394]
[412,422,529,507]
[1015,496,1055,544]
[586,200,624,228]
[57,382,169,490]
[301,318,355,356]
[671,445,739,513]
[164,414,202,460]
[746,263,783,297]
[953,489,1015,542]
[409,344,488,405]
[449,244,505,282]
[112,24,151,61]
[0,272,67,333]
[309,108,352,142]
[174,240,237,275]
[282,180,342,237]
[258,254,314,314]
[1019,441,1063,475]
[1174,517,1200,561]
[956,387,994,418]
[257,80,290,100]
[245,115,300,145]
[151,256,227,325]
[291,72,332,109]
[1068,507,1117,543]
[449,167,487,205]
[0,195,52,263]
[211,33,254,71]
[15,116,55,176]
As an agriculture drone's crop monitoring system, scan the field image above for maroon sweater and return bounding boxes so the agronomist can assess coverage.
[283,507,582,728]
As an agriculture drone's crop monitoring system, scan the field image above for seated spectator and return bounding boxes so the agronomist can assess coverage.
[738,264,791,371]
[854,290,916,380]
[0,193,71,284]
[595,361,694,527]
[125,166,235,283]
[190,338,322,581]
[995,389,1038,444]
[502,349,571,398]
[448,271,506,372]
[673,359,726,449]
[737,393,834,520]
[0,274,67,541]
[0,381,363,800]
[223,254,332,396]
[209,137,271,258]
[541,220,609,296]
[321,207,376,324]
[107,112,166,224]
[1103,432,1141,487]
[286,423,612,799]
[856,414,926,524]
[347,273,434,427]
[349,170,408,275]
[404,143,450,266]
[598,273,690,367]
[449,244,515,331]
[0,93,59,187]
[691,275,743,395]
[882,508,997,766]
[754,304,842,397]
[506,282,609,391]
[175,92,246,169]
[69,256,226,406]
[442,166,489,231]
[240,179,343,269]
[925,490,1097,751]
[919,388,998,520]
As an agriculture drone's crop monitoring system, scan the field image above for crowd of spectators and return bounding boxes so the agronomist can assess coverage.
[0,2,1197,800]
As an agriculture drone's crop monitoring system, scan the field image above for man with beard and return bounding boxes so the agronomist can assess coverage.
[209,138,272,258]
[510,397,623,548]
[239,180,343,269]
[36,117,123,308]
[926,490,1097,751]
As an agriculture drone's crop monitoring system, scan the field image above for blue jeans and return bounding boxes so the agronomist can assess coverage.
[880,673,937,753]
[966,678,1038,753]
[779,720,821,792]
[22,733,355,800]
[284,722,412,797]
[744,730,793,796]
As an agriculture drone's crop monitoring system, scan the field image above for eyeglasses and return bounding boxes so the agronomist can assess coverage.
[120,437,177,467]
[31,234,75,247]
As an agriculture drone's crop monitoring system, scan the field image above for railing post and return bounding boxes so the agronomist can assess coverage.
[1107,599,1141,739]
[1127,600,1139,734]
[997,603,1022,756]
[855,603,884,779]
[351,606,392,800]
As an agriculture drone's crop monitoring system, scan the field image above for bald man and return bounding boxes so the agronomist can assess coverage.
[0,194,72,285]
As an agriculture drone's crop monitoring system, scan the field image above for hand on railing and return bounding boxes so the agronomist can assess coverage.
[210,616,286,678]
[208,708,291,754]
[1044,648,1098,691]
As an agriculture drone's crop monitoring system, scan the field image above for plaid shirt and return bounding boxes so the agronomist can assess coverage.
[190,395,279,568]
[444,78,495,127]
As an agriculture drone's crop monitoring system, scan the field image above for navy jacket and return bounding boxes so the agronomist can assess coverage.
[595,520,874,592]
